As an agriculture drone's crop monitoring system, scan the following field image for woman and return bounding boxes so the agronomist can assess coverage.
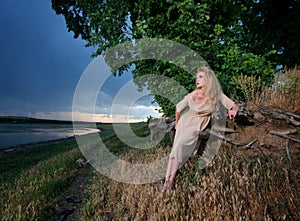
[162,66,239,193]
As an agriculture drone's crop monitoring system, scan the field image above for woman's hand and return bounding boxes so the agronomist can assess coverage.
[228,104,239,119]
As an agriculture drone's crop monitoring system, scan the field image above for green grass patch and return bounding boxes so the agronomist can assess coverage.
[0,148,83,220]
[0,122,171,220]
[0,138,79,184]
[97,122,171,156]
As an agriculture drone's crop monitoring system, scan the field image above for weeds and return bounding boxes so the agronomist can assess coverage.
[267,66,300,112]
[232,74,265,104]
[81,146,299,220]
[1,121,299,220]
[0,139,78,184]
[0,148,83,220]
[232,66,300,113]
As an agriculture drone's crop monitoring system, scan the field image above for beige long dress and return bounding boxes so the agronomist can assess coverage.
[169,92,235,166]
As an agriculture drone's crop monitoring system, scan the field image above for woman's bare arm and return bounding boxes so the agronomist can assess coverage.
[175,111,180,127]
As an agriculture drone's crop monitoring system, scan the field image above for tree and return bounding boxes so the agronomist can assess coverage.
[238,0,300,67]
[52,0,278,116]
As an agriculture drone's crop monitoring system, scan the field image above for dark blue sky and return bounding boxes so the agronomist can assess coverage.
[0,0,160,122]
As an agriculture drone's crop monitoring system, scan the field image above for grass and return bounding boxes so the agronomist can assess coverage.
[0,134,94,220]
[0,147,83,220]
[81,143,300,220]
[79,67,300,220]
[0,122,170,220]
[1,120,299,220]
[0,138,78,184]
[97,122,171,157]
[1,67,299,220]
[232,65,300,113]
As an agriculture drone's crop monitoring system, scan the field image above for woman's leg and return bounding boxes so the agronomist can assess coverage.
[162,157,178,192]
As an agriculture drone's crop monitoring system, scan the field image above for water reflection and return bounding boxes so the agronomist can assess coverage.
[0,124,100,149]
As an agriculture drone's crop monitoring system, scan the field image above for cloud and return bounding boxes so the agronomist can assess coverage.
[32,112,74,121]
[29,101,161,123]
[110,103,160,119]
[0,1,165,122]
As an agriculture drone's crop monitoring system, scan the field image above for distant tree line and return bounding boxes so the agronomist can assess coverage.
[0,116,72,124]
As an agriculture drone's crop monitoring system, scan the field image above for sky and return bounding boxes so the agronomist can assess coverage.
[0,0,161,122]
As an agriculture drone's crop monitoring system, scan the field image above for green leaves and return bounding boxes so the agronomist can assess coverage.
[52,0,288,115]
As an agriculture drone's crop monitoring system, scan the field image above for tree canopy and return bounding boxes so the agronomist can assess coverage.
[52,0,299,116]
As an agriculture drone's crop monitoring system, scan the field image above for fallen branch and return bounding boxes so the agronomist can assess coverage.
[269,129,298,135]
[270,108,300,120]
[289,118,300,127]
[259,106,300,127]
[208,130,256,148]
[286,139,292,164]
[269,131,300,143]
[213,125,238,133]
[243,140,257,149]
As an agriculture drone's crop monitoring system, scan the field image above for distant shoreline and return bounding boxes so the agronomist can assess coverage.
[0,117,103,155]
[0,115,106,125]
[0,131,101,157]
[0,115,73,124]
[0,136,76,156]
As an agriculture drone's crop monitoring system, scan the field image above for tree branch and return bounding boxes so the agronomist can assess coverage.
[207,130,256,148]
[269,131,300,143]
[259,106,300,127]
[286,139,292,164]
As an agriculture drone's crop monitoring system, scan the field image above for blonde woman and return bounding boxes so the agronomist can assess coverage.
[162,66,239,193]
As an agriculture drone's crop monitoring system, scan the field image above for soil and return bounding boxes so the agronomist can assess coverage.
[227,105,300,163]
[51,164,94,221]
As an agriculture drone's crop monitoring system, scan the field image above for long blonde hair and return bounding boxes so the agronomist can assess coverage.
[196,66,223,111]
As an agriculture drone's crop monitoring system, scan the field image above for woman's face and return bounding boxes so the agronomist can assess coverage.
[196,71,206,88]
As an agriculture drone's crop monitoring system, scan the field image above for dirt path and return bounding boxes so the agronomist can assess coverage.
[52,164,94,221]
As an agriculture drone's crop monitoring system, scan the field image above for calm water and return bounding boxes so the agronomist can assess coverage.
[0,123,100,149]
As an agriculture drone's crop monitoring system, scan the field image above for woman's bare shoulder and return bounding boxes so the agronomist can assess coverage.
[188,90,196,97]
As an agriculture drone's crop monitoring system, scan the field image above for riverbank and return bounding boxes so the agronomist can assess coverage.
[0,128,103,157]
[0,136,75,156]
[0,122,153,220]
[0,122,101,150]
[0,138,83,219]
[0,135,80,183]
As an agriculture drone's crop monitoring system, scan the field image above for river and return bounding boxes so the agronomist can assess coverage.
[0,123,100,149]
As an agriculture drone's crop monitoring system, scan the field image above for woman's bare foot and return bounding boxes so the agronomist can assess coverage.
[162,181,169,193]
[161,180,174,194]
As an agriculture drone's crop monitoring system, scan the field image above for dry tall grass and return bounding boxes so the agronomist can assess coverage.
[82,146,299,220]
[266,66,300,113]
[81,66,300,220]
[233,66,300,113]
